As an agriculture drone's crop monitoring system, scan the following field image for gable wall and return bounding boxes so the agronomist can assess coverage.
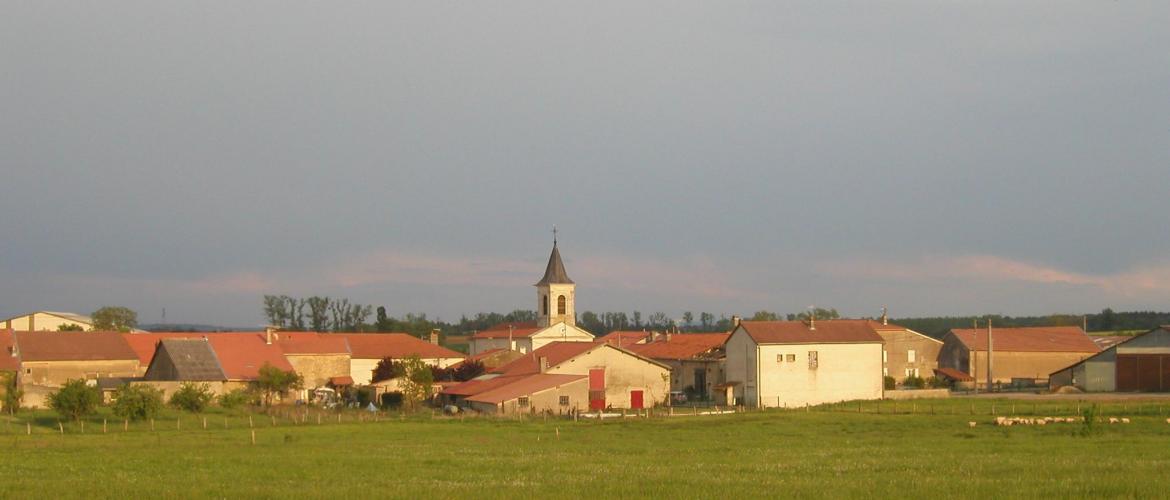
[547,346,669,408]
[756,342,882,408]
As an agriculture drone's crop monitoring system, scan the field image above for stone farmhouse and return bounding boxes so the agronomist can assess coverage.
[13,331,141,407]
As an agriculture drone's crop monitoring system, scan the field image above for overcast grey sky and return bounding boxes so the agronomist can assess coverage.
[3,2,1168,326]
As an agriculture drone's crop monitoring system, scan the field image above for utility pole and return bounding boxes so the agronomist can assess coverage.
[971,319,979,394]
[986,318,994,393]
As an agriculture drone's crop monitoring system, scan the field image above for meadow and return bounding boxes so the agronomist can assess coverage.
[2,398,1170,498]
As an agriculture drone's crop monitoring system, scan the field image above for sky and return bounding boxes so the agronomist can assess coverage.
[2,2,1169,327]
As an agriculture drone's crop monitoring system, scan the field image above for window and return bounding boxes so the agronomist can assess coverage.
[883,350,888,363]
[787,354,795,363]
[907,349,916,363]
[542,295,549,316]
[557,295,566,315]
[559,395,570,406]
[518,397,530,408]
[808,351,819,370]
[776,354,783,363]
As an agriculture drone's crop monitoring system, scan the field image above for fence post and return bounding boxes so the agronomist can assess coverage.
[103,419,107,433]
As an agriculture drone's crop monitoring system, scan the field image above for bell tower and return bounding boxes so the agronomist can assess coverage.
[536,229,575,328]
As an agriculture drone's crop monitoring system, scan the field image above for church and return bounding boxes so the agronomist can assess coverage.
[469,239,595,355]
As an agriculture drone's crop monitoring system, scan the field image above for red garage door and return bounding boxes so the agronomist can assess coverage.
[630,390,644,410]
[1117,355,1170,392]
[589,368,606,410]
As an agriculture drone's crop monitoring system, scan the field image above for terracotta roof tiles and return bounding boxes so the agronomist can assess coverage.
[737,320,884,345]
[465,373,587,404]
[15,331,139,362]
[626,333,729,360]
[949,326,1098,353]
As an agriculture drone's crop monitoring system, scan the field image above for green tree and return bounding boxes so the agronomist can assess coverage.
[48,379,101,421]
[682,311,694,328]
[1097,308,1116,332]
[371,357,405,383]
[751,310,780,321]
[699,312,714,329]
[57,323,85,332]
[169,382,215,413]
[91,306,138,331]
[398,355,434,410]
[111,384,164,420]
[794,307,840,321]
[2,372,23,414]
[255,363,303,406]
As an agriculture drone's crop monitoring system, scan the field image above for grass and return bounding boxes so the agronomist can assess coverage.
[2,398,1170,498]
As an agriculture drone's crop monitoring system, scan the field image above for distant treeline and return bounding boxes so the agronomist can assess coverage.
[892,309,1170,339]
[260,296,1169,344]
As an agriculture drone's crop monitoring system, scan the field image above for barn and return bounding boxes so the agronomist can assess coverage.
[1050,326,1170,392]
[938,326,1099,389]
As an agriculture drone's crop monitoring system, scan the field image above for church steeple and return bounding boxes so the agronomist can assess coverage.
[535,230,575,327]
[536,241,574,286]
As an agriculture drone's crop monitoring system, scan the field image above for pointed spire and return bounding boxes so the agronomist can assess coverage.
[535,238,573,285]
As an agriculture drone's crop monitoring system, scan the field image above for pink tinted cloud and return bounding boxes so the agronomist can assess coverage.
[819,254,1170,297]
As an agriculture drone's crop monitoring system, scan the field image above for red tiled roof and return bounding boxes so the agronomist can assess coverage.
[596,331,650,346]
[492,341,604,376]
[472,327,543,339]
[949,327,1098,353]
[934,367,974,381]
[14,331,139,362]
[273,332,350,355]
[458,348,524,370]
[203,334,295,380]
[442,374,523,397]
[0,330,18,371]
[329,376,354,386]
[626,333,730,360]
[465,373,587,404]
[737,320,884,345]
[338,334,465,360]
[124,332,296,380]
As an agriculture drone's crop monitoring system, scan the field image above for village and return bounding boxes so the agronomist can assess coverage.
[4,241,1167,420]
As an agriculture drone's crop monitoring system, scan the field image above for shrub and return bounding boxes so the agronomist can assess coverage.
[169,382,215,413]
[217,389,252,410]
[925,376,948,389]
[1078,404,1101,437]
[902,376,925,389]
[111,384,164,421]
[380,391,404,409]
[883,376,896,390]
[48,379,102,421]
[355,386,375,408]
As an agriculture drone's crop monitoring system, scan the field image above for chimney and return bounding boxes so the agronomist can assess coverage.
[429,329,441,346]
[538,356,548,374]
[265,326,275,345]
[881,306,888,326]
[732,315,741,328]
[809,315,816,331]
[665,330,672,342]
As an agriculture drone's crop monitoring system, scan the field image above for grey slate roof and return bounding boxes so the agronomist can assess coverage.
[535,243,573,285]
[146,338,227,381]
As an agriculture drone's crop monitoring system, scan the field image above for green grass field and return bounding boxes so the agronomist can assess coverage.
[3,398,1170,498]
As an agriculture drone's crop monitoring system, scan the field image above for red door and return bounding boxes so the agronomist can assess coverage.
[630,390,644,409]
[589,368,606,410]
